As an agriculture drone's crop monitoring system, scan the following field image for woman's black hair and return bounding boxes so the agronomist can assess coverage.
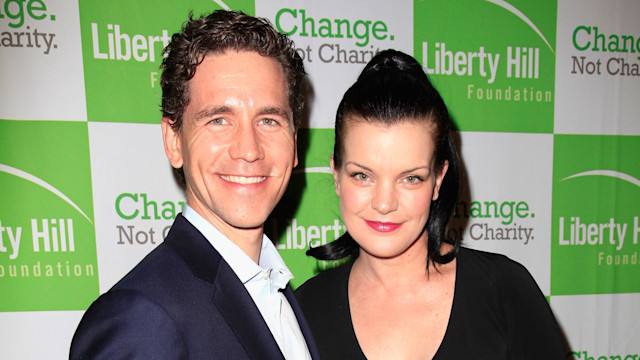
[307,49,461,268]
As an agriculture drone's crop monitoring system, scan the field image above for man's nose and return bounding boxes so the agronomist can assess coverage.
[229,122,264,162]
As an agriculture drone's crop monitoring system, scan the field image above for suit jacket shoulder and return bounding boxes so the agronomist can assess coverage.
[70,215,297,360]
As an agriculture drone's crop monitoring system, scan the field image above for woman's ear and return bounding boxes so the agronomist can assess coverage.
[432,160,449,201]
[330,155,341,197]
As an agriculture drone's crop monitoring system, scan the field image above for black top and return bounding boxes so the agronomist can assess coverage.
[296,247,567,359]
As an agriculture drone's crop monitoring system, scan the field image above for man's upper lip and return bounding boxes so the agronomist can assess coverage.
[220,175,267,184]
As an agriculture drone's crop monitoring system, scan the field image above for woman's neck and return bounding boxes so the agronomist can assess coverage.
[351,239,455,292]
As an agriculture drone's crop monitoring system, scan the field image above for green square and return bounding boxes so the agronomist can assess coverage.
[414,0,557,133]
[268,129,345,287]
[79,0,255,124]
[0,120,97,311]
[551,135,640,295]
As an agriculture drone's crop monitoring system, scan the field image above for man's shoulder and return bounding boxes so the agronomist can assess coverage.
[113,215,221,290]
[69,218,220,359]
[110,241,181,291]
[70,287,189,359]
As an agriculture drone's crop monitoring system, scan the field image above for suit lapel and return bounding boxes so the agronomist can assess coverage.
[284,287,322,360]
[165,215,284,360]
[213,264,284,360]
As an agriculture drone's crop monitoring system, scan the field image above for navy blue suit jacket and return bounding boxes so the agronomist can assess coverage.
[70,214,320,359]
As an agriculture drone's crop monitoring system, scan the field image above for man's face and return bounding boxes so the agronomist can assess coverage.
[162,51,297,237]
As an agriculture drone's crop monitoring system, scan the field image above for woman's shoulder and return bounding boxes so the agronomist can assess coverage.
[454,249,565,357]
[296,260,353,299]
[454,248,549,327]
[457,247,537,289]
[458,246,528,272]
[295,260,354,321]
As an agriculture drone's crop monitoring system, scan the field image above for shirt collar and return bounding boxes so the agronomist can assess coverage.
[181,205,293,290]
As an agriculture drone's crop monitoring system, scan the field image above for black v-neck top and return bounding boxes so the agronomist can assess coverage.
[295,247,566,359]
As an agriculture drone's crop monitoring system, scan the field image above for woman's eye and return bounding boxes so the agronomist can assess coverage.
[405,175,423,183]
[353,173,368,181]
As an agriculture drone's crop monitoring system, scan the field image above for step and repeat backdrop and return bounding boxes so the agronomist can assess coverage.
[1,0,639,358]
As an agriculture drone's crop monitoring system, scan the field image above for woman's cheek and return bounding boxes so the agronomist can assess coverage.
[340,183,369,214]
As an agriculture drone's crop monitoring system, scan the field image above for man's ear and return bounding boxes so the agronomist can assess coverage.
[293,130,298,168]
[161,117,184,169]
[330,155,340,197]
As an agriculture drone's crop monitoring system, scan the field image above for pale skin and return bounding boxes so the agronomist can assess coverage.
[162,51,297,263]
[332,119,456,359]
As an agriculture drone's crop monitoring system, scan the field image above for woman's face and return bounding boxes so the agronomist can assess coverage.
[332,119,448,260]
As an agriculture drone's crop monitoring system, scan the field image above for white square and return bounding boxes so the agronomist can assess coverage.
[0,1,86,121]
[257,0,414,128]
[0,311,84,359]
[551,293,640,356]
[554,0,640,135]
[454,131,554,295]
[88,122,185,292]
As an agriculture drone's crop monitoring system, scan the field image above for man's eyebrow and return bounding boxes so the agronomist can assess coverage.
[194,106,292,121]
[194,106,234,120]
[259,106,292,121]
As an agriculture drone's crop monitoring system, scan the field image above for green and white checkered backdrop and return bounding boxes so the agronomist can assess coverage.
[1,0,638,358]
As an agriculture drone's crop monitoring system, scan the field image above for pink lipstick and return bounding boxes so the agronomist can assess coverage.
[365,220,401,233]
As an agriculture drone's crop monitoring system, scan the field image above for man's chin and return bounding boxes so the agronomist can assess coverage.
[225,215,269,231]
[230,222,265,231]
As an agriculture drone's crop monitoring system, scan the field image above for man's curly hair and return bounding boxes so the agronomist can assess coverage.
[160,10,306,131]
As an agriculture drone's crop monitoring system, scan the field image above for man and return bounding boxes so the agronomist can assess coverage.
[70,10,319,359]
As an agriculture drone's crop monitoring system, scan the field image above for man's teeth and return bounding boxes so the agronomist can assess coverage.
[221,175,266,184]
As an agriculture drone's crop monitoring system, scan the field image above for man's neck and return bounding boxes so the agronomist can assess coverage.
[188,205,264,263]
[222,227,264,264]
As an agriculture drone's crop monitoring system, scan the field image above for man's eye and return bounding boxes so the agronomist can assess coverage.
[261,118,277,126]
[209,118,226,125]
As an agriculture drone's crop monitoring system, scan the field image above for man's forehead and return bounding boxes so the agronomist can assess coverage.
[186,51,293,121]
[190,51,285,88]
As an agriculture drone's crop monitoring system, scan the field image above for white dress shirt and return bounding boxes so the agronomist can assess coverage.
[182,206,312,360]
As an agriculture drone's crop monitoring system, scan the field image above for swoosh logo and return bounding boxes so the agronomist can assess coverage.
[561,170,640,188]
[212,0,231,10]
[293,167,333,174]
[486,0,554,53]
[0,164,93,223]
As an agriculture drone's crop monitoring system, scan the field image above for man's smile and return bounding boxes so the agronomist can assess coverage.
[220,175,267,184]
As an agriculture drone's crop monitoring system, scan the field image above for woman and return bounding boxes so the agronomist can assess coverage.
[295,50,566,359]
